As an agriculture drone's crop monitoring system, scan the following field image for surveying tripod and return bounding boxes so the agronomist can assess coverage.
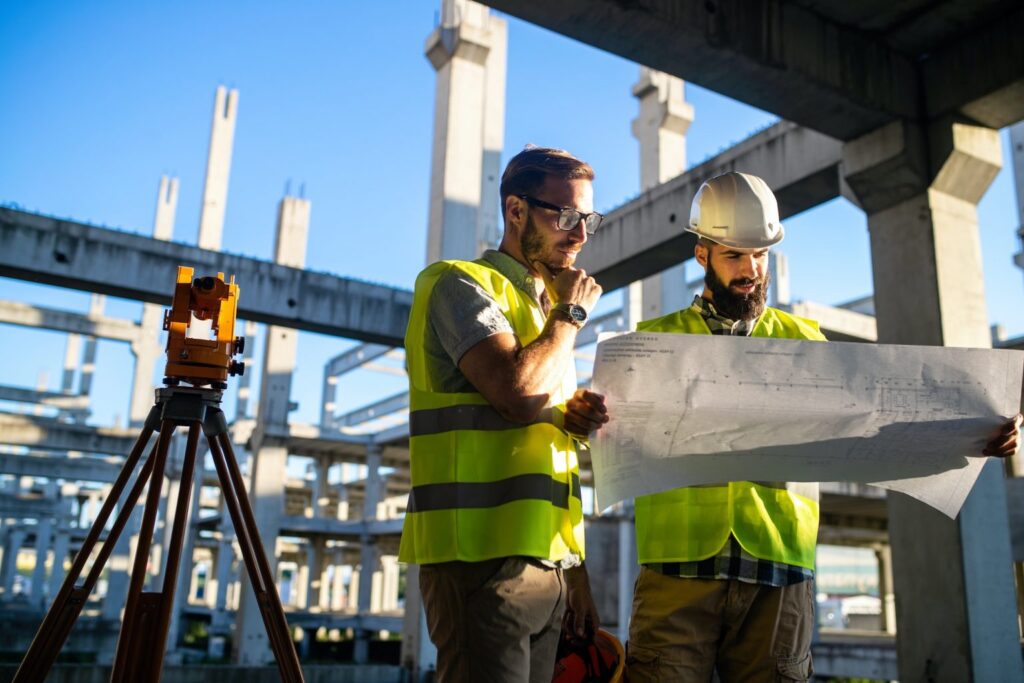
[14,267,305,683]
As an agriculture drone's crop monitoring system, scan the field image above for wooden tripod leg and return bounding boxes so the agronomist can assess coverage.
[12,415,159,683]
[110,421,176,683]
[149,421,201,679]
[207,430,305,683]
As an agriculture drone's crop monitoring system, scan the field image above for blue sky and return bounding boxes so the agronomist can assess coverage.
[1,1,1022,429]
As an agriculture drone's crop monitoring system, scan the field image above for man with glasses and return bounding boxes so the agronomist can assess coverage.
[399,146,611,682]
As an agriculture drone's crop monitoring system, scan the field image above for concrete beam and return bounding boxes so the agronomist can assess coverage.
[577,122,842,292]
[335,392,409,429]
[479,0,917,140]
[279,516,404,538]
[0,413,137,456]
[786,301,877,343]
[325,344,393,377]
[0,493,61,519]
[0,208,412,345]
[0,452,121,482]
[923,5,1024,130]
[0,299,140,342]
[0,385,90,413]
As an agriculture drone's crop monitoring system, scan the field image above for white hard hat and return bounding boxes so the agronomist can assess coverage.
[685,172,784,249]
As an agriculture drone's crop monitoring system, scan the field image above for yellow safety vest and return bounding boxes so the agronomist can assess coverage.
[634,305,824,569]
[398,258,584,565]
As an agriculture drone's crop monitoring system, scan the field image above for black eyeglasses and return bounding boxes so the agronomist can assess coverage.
[519,195,605,235]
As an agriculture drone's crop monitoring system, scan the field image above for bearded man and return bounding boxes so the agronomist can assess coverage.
[399,146,609,682]
[586,172,1020,682]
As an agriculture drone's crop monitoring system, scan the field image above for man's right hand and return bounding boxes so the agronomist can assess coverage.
[534,261,602,312]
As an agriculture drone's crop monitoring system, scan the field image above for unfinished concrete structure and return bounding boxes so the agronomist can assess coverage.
[2,0,1024,681]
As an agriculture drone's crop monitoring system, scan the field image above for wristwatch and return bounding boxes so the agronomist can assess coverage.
[551,302,588,328]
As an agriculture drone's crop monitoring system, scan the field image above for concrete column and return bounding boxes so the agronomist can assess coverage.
[843,118,1020,682]
[768,251,791,308]
[168,457,204,652]
[330,559,346,611]
[380,555,400,611]
[48,528,70,601]
[197,86,238,251]
[424,0,507,263]
[101,505,139,622]
[305,540,325,611]
[626,68,694,323]
[31,513,54,607]
[211,525,236,633]
[400,563,438,680]
[78,295,104,398]
[616,502,638,642]
[234,195,309,665]
[875,544,896,635]
[354,444,382,663]
[1,528,26,599]
[129,175,178,427]
[61,333,81,399]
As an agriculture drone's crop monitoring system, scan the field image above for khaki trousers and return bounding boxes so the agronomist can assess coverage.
[626,568,814,682]
[420,556,566,683]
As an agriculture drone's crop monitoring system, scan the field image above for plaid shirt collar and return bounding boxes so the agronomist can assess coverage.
[691,295,755,337]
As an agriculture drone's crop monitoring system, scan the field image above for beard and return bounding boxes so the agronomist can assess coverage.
[520,213,570,274]
[705,260,770,321]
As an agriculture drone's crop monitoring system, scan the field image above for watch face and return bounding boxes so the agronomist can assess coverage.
[568,304,587,323]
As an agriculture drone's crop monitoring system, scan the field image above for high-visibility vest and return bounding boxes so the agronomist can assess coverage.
[634,305,824,569]
[398,258,584,565]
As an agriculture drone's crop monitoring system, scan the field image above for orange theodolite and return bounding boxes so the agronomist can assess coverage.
[163,266,245,387]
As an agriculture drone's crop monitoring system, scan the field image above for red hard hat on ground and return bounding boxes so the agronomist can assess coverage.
[552,629,625,683]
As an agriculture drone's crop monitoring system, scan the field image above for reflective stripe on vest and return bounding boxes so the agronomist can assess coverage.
[634,306,824,569]
[399,258,583,565]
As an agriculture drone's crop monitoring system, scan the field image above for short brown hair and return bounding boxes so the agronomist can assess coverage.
[499,146,594,223]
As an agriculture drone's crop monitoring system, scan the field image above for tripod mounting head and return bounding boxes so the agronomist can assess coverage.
[163,265,245,388]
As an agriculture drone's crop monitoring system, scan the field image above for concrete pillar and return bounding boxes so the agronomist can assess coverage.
[1,528,26,599]
[768,250,791,308]
[424,0,507,263]
[211,525,236,633]
[616,503,638,642]
[330,559,346,611]
[31,513,54,607]
[843,118,1020,682]
[78,295,104,398]
[626,68,694,323]
[875,544,896,635]
[48,527,70,601]
[305,540,325,611]
[197,86,238,251]
[381,555,400,611]
[129,175,178,427]
[61,333,81,415]
[354,444,382,663]
[168,457,204,652]
[234,195,309,665]
[400,563,438,679]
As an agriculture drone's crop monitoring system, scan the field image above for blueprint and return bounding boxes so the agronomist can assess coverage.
[590,332,1023,518]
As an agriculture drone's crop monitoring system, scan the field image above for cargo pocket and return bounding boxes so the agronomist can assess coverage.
[776,652,812,682]
[625,643,661,683]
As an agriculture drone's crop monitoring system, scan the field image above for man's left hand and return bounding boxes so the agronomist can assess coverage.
[983,413,1022,458]
[564,389,608,438]
[563,564,601,640]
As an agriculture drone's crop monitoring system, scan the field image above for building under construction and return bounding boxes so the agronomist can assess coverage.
[2,1,1024,681]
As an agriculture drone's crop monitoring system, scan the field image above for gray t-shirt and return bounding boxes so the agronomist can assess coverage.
[425,250,544,392]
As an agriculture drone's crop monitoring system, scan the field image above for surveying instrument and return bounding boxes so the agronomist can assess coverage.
[15,267,305,682]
